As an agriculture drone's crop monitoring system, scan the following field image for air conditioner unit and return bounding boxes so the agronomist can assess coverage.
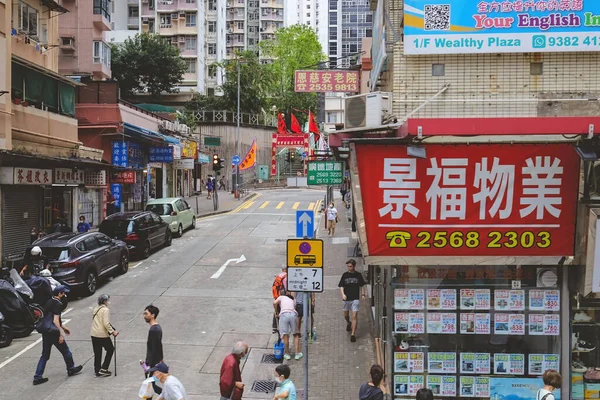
[228,28,233,33]
[179,35,185,42]
[179,13,186,18]
[171,13,178,19]
[344,92,393,129]
[142,17,149,23]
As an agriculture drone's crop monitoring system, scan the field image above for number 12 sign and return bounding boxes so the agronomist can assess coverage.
[287,267,323,293]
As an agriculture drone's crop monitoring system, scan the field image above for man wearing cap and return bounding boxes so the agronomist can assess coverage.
[33,285,83,385]
[148,362,187,400]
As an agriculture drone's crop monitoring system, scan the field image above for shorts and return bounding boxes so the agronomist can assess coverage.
[327,220,336,229]
[279,312,297,335]
[343,299,360,312]
[295,303,315,318]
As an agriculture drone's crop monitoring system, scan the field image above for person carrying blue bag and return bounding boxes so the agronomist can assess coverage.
[33,285,82,385]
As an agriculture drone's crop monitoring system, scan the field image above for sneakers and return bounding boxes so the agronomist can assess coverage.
[399,340,410,351]
[576,340,596,352]
[574,311,593,323]
[283,354,291,360]
[572,360,588,373]
[32,377,48,385]
[99,369,112,377]
[351,335,356,343]
[573,332,580,350]
[295,353,303,360]
[68,365,83,377]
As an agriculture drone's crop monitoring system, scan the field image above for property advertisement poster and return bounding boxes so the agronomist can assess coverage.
[475,313,491,334]
[475,377,491,398]
[460,353,490,374]
[427,375,457,397]
[529,314,545,335]
[394,375,425,397]
[509,290,526,310]
[394,352,425,374]
[490,378,561,400]
[428,352,457,374]
[409,289,425,310]
[494,290,510,311]
[460,289,475,310]
[462,377,491,397]
[544,314,560,335]
[475,353,491,374]
[494,313,509,334]
[528,354,560,375]
[409,313,426,334]
[395,313,409,333]
[395,289,410,310]
[509,314,525,335]
[427,312,457,334]
[427,289,442,310]
[460,313,475,334]
[529,289,561,311]
[494,353,525,375]
[475,289,491,310]
[440,289,457,310]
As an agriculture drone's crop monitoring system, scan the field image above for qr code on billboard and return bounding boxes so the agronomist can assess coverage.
[424,4,450,31]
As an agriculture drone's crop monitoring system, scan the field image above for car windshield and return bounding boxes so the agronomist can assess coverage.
[41,247,70,261]
[99,220,134,238]
[146,203,173,216]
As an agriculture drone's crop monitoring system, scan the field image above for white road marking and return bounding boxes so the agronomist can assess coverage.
[0,308,73,370]
[130,262,143,269]
[332,237,350,244]
[234,213,295,216]
[210,255,247,279]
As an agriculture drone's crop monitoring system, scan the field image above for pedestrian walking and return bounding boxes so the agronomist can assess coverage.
[359,364,384,400]
[91,294,118,377]
[219,178,226,191]
[339,259,366,343]
[106,191,116,215]
[272,268,288,333]
[327,202,338,236]
[77,215,91,233]
[537,369,561,400]
[147,362,188,400]
[273,364,297,400]
[293,291,315,350]
[144,305,164,396]
[416,388,434,400]
[207,178,213,199]
[33,285,82,385]
[274,293,299,360]
[220,341,248,400]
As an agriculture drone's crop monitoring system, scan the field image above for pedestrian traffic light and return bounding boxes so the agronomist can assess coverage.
[219,158,225,169]
[212,154,219,171]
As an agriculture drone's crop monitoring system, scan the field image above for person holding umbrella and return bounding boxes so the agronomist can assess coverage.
[91,294,119,377]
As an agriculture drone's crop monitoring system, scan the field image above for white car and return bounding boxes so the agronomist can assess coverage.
[145,197,195,237]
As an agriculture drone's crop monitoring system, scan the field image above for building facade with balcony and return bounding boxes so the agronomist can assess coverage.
[284,0,328,60]
[58,0,113,80]
[0,0,113,259]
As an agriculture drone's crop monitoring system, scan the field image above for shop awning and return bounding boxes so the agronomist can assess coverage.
[122,122,181,145]
[0,150,113,170]
[159,133,181,145]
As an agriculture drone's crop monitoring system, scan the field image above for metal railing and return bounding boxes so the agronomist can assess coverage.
[191,110,277,128]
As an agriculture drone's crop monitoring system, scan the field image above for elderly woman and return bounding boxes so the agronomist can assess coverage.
[91,294,119,377]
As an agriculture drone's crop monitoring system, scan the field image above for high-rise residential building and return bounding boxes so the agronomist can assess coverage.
[328,0,372,69]
[284,0,328,59]
[58,0,113,80]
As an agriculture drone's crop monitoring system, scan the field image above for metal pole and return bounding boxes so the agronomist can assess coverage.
[236,61,241,200]
[303,298,309,400]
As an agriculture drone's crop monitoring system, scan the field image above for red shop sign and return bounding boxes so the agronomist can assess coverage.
[111,171,136,184]
[274,134,308,147]
[355,144,579,257]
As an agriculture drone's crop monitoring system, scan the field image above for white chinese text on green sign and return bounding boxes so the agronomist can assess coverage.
[307,161,343,185]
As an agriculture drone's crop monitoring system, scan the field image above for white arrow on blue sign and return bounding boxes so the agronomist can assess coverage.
[296,210,315,239]
[232,155,241,165]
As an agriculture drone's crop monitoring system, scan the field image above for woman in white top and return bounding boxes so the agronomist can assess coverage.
[537,369,561,400]
[326,203,338,236]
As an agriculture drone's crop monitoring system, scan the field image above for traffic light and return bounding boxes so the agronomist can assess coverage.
[290,151,295,162]
[219,158,225,170]
[212,154,219,171]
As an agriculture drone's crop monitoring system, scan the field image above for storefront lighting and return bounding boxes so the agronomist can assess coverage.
[575,144,599,161]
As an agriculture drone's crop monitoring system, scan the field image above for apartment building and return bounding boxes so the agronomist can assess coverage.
[284,0,328,59]
[58,0,113,80]
[328,0,372,69]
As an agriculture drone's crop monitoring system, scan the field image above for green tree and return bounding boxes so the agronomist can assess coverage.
[110,32,187,98]
[260,24,327,122]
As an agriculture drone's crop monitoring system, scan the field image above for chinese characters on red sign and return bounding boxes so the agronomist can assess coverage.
[111,171,136,184]
[14,168,52,185]
[355,144,579,257]
[294,70,359,93]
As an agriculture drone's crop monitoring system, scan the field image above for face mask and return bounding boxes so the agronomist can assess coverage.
[152,376,159,383]
[240,353,248,361]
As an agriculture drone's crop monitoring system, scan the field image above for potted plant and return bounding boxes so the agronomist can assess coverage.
[12,89,22,105]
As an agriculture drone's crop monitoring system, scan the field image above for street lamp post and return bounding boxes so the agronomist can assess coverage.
[236,61,241,199]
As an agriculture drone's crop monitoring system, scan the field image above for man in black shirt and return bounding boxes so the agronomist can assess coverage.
[144,305,163,396]
[33,286,82,385]
[338,259,366,343]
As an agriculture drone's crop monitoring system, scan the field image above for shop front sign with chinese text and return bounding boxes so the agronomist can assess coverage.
[15,168,52,185]
[355,144,579,257]
[54,168,85,185]
[308,161,343,185]
[295,70,359,93]
[111,171,136,184]
[149,146,173,163]
[182,140,198,159]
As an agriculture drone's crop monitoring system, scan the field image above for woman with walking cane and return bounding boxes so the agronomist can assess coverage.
[91,294,119,377]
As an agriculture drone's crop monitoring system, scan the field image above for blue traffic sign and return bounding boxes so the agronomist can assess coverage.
[232,155,241,165]
[301,151,308,159]
[296,210,315,239]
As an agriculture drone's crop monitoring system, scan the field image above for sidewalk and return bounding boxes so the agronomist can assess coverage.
[184,190,255,217]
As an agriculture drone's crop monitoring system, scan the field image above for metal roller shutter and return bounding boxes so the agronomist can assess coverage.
[2,186,42,258]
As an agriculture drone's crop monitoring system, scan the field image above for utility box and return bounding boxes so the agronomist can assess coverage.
[258,165,269,181]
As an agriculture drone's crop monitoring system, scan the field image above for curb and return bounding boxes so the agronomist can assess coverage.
[195,192,259,219]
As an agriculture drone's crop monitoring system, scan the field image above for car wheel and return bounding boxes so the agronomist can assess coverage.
[164,231,172,247]
[176,224,183,237]
[84,270,97,296]
[141,241,151,259]
[0,326,13,348]
[191,217,196,229]
[119,252,129,275]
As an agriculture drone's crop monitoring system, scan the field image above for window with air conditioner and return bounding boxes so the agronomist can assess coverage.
[93,41,111,67]
[185,36,197,51]
[185,59,196,74]
[17,1,38,36]
[185,13,196,27]
[61,37,74,46]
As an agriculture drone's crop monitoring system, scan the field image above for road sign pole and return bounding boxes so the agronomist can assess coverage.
[303,298,309,400]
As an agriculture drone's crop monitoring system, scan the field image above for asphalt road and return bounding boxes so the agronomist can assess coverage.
[0,189,323,400]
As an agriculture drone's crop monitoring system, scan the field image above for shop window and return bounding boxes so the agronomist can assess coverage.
[391,265,561,398]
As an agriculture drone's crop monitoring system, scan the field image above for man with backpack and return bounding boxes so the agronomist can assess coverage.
[272,268,288,333]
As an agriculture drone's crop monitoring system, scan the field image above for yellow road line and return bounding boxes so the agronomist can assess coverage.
[242,201,255,209]
[292,202,300,210]
[313,200,322,213]
[308,202,315,210]
[259,201,270,209]
[276,201,285,209]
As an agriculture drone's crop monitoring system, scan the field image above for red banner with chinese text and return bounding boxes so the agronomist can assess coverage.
[295,70,359,93]
[355,144,579,257]
[111,171,136,184]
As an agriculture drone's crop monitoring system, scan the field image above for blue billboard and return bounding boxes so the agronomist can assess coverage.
[149,146,173,163]
[404,0,600,54]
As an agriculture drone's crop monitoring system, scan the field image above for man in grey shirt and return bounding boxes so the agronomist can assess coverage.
[147,362,187,400]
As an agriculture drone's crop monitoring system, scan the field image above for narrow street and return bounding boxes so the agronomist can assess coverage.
[0,189,373,400]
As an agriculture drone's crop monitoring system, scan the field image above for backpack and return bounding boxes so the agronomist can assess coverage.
[272,274,286,299]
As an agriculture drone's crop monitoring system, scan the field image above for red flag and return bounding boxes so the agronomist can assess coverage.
[277,113,288,135]
[290,114,302,134]
[308,110,320,143]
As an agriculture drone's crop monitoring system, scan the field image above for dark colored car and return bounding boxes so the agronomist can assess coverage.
[25,232,129,297]
[99,211,172,260]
